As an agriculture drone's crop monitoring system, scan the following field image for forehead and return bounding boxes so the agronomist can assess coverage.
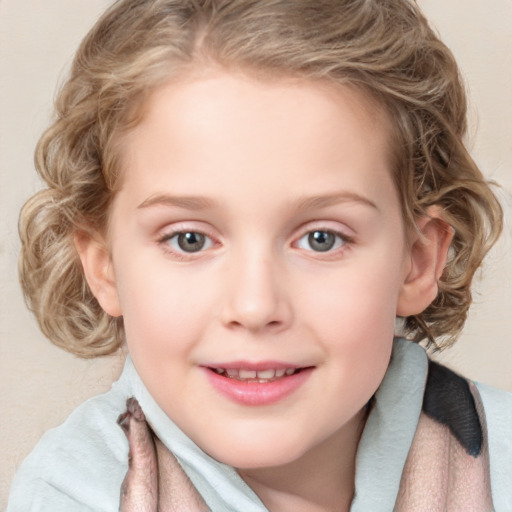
[115,70,398,215]
[141,69,390,137]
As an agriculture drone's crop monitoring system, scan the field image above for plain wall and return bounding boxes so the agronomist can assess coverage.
[1,0,511,507]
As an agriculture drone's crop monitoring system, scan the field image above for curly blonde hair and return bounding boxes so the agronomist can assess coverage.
[19,0,503,357]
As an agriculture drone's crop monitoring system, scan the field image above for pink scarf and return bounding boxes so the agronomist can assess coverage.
[117,363,492,511]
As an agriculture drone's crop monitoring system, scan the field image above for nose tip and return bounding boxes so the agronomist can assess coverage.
[220,257,292,333]
[224,304,285,333]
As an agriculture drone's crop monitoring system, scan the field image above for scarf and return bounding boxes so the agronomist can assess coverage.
[117,360,492,512]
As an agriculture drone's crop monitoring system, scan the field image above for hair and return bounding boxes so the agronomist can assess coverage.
[19,0,503,357]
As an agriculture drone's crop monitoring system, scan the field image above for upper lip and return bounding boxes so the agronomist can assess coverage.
[201,360,304,371]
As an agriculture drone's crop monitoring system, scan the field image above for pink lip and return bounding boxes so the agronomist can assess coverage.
[203,360,301,371]
[202,363,313,406]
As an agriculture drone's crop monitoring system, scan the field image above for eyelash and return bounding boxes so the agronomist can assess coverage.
[295,229,353,255]
[158,230,216,260]
[157,226,354,259]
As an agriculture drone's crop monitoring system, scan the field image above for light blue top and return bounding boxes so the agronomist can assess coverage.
[6,339,512,511]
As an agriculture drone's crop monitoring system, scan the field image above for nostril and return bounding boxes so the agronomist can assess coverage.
[219,285,293,331]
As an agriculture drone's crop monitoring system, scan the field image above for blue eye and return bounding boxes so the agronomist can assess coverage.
[164,231,213,253]
[297,230,346,252]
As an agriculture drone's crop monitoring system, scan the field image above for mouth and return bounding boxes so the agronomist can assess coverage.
[208,367,305,383]
[203,363,314,405]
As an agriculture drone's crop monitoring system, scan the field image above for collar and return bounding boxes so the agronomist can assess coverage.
[119,338,427,511]
[351,338,428,511]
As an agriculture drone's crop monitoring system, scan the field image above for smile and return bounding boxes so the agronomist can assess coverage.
[210,367,298,382]
[203,364,314,406]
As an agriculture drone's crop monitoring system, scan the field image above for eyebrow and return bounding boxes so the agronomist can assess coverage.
[137,194,217,210]
[137,191,379,212]
[293,192,379,212]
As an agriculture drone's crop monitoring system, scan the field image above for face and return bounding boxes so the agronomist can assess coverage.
[100,71,414,470]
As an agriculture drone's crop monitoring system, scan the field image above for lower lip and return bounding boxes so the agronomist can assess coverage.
[203,367,313,406]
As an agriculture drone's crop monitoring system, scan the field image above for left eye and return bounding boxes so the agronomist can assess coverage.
[296,230,346,252]
[164,231,214,253]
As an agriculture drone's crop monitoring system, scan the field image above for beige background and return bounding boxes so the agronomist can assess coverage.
[1,0,511,507]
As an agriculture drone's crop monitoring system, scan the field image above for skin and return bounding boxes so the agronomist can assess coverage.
[77,70,451,511]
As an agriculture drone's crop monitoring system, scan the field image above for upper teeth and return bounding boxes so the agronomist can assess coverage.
[213,368,297,381]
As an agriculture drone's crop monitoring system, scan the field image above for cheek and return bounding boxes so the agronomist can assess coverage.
[298,249,403,390]
[115,257,219,356]
[301,255,403,338]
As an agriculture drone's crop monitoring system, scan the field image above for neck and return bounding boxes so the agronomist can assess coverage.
[238,407,368,512]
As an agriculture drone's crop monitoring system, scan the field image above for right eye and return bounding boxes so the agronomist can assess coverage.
[161,231,214,254]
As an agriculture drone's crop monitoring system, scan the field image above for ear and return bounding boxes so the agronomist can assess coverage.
[74,230,122,317]
[397,208,453,317]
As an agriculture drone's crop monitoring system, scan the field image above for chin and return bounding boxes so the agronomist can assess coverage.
[204,434,311,470]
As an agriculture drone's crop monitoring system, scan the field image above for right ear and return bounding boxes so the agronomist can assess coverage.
[74,230,122,318]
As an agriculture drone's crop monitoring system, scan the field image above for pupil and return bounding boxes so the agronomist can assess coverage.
[308,231,335,252]
[177,232,205,252]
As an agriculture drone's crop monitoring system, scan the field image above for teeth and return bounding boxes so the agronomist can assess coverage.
[213,367,298,381]
[256,369,275,379]
[239,369,257,379]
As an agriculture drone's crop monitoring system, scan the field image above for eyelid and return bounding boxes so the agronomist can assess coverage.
[291,221,355,255]
[156,222,220,258]
[163,231,214,251]
[296,230,346,250]
[293,220,355,241]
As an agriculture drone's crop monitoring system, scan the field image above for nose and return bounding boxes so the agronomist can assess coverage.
[220,249,293,333]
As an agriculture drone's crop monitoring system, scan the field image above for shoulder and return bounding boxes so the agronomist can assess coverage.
[475,379,512,419]
[7,379,131,512]
[421,359,512,509]
[475,381,512,511]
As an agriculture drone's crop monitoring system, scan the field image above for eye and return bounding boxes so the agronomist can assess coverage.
[162,231,214,253]
[296,229,347,252]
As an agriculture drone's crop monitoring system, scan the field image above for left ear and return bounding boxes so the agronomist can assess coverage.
[397,207,454,317]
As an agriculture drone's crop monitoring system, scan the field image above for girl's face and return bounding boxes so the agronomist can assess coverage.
[101,71,414,469]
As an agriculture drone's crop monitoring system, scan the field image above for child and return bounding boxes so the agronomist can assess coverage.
[7,0,512,510]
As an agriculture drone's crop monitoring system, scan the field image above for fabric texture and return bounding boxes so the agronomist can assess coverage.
[7,338,512,511]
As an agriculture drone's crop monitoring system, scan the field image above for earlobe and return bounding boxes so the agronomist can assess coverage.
[397,208,453,317]
[74,230,122,317]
